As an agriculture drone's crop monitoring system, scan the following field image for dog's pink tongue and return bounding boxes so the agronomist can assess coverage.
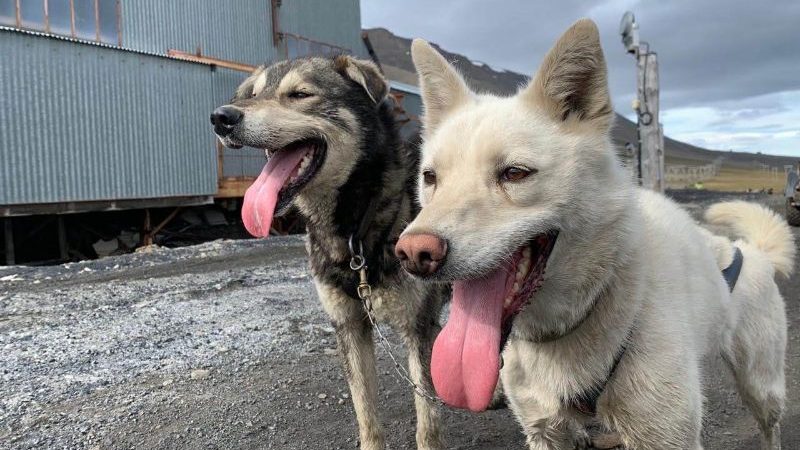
[431,268,509,412]
[241,146,309,237]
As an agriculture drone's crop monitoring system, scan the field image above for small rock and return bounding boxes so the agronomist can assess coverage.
[162,379,174,387]
[318,393,327,400]
[190,369,210,380]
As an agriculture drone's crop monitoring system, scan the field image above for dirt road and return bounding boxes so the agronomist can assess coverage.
[1,191,798,449]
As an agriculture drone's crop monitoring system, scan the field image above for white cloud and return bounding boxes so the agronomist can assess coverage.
[662,91,800,156]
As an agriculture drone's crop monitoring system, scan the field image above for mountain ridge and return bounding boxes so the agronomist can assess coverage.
[364,27,797,169]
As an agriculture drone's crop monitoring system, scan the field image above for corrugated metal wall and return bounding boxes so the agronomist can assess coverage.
[0,0,368,207]
[0,29,218,205]
[278,0,366,57]
[120,0,277,65]
[120,0,366,64]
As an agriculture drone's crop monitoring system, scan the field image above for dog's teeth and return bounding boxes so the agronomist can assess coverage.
[522,247,531,259]
[504,296,513,307]
[512,282,520,294]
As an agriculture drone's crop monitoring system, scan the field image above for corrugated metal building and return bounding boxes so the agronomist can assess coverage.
[0,0,366,215]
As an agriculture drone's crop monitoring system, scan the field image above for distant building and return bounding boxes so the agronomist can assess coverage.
[0,0,364,263]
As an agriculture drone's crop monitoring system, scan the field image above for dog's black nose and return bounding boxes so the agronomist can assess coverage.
[210,105,244,136]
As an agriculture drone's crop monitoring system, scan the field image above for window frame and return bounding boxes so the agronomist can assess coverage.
[5,0,121,46]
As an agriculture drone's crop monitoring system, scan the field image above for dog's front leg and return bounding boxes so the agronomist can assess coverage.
[334,318,384,450]
[318,281,385,450]
[403,321,444,449]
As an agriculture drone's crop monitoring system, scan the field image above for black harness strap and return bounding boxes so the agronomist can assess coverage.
[353,194,381,245]
[567,326,633,416]
[722,246,744,292]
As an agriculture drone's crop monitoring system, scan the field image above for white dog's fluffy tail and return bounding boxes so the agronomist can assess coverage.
[705,201,796,278]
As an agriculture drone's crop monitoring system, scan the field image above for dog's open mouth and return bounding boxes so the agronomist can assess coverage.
[241,138,326,237]
[431,231,558,412]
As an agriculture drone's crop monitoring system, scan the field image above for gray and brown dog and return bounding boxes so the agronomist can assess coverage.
[211,56,446,449]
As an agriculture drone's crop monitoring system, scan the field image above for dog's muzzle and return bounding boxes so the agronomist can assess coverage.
[210,105,244,136]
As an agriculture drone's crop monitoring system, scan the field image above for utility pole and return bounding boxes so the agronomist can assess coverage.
[620,12,664,192]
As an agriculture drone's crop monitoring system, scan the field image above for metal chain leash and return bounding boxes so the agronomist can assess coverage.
[348,235,444,406]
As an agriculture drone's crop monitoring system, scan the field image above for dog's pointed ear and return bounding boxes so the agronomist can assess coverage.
[334,55,388,104]
[411,39,472,135]
[521,19,613,130]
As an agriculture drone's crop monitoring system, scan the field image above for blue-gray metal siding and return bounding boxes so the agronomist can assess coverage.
[278,0,366,57]
[120,0,365,64]
[0,29,218,205]
[210,67,267,178]
[0,1,369,206]
[120,0,277,65]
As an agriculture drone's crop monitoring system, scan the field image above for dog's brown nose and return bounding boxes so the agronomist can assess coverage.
[395,233,447,277]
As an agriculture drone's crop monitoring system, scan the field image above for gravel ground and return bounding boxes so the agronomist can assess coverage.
[1,191,797,450]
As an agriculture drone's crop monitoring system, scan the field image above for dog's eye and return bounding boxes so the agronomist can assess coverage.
[288,91,313,99]
[422,170,437,186]
[501,166,535,182]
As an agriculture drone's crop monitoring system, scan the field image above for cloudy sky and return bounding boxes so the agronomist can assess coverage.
[361,0,800,157]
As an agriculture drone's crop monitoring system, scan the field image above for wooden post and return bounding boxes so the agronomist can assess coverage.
[57,216,68,261]
[635,44,664,192]
[4,218,14,265]
[143,209,152,246]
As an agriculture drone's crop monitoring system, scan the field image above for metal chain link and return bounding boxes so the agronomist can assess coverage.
[348,235,444,406]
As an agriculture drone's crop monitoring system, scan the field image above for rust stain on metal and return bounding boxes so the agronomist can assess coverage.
[167,49,256,73]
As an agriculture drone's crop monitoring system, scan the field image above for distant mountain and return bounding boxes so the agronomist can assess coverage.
[364,28,797,169]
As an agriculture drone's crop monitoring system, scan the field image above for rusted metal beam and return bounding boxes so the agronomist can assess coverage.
[167,49,256,73]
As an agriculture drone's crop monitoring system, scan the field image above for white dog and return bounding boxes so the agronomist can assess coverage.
[394,19,795,450]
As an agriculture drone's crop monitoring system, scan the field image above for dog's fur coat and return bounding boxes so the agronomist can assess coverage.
[213,56,446,449]
[401,19,795,450]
